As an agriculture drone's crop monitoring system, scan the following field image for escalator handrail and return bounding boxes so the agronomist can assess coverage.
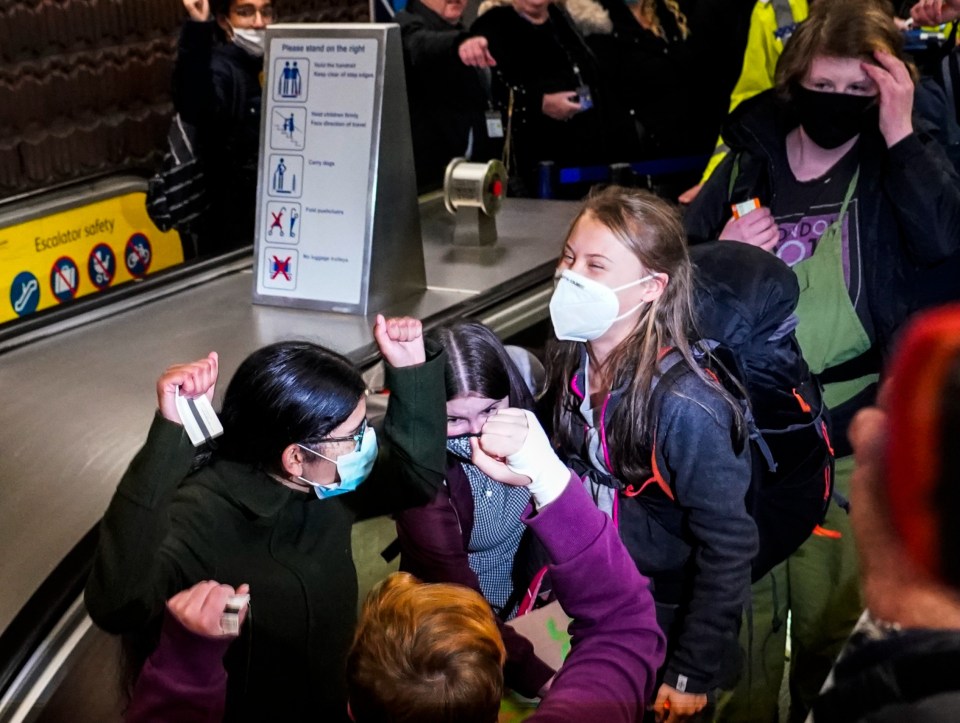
[0,525,100,705]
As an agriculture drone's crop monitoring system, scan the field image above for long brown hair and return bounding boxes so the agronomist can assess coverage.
[547,186,742,486]
[775,0,916,100]
[633,0,690,41]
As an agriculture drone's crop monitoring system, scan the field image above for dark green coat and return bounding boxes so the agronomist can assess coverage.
[84,354,447,722]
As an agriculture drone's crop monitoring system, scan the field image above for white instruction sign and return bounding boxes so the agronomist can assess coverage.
[255,35,379,307]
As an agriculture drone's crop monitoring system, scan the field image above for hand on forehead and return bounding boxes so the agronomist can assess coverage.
[804,55,878,95]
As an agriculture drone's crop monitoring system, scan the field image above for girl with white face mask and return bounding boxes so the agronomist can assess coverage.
[546,186,758,723]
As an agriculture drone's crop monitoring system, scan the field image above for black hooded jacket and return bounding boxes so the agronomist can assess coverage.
[813,627,960,723]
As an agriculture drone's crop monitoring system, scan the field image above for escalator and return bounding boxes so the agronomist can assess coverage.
[0,190,574,722]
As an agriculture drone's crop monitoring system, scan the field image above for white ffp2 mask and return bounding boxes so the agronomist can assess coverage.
[232,26,265,57]
[549,269,658,342]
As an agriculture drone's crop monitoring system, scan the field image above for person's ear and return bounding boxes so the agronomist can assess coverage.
[280,443,305,477]
[216,13,233,38]
[640,273,669,303]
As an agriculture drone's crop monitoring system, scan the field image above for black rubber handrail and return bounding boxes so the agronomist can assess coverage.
[0,169,152,212]
[0,524,100,701]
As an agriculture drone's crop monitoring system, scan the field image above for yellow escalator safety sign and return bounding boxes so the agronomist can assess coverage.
[1,192,183,324]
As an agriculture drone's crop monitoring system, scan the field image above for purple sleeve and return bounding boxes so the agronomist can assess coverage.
[527,477,666,722]
[125,608,233,723]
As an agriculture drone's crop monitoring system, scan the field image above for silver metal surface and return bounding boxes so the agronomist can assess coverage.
[0,253,251,355]
[476,285,553,340]
[0,196,576,637]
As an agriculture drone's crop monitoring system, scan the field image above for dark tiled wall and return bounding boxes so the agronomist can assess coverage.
[0,0,369,197]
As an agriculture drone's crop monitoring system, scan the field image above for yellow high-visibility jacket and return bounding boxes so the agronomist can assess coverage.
[700,0,809,183]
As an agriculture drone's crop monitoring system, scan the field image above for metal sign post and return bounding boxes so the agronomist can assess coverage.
[252,23,425,314]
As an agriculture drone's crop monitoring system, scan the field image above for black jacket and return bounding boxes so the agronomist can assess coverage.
[471,3,617,186]
[813,626,960,723]
[684,90,960,356]
[590,0,705,160]
[397,0,500,192]
[173,21,262,253]
[84,358,447,722]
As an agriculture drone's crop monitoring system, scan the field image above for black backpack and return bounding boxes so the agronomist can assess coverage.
[647,241,834,581]
[145,113,209,236]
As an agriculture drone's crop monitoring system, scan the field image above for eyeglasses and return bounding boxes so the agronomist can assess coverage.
[233,4,275,19]
[297,419,367,467]
[315,419,368,450]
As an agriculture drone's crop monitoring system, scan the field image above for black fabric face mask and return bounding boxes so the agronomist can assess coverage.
[792,85,880,149]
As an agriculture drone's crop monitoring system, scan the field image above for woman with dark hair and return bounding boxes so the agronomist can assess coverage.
[173,0,274,255]
[373,315,556,699]
[683,1,960,716]
[85,341,446,722]
[545,185,758,721]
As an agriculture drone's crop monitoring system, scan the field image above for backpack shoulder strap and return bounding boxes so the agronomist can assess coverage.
[622,353,691,502]
[623,439,674,501]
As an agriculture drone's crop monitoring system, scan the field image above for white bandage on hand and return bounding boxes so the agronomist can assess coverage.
[506,410,569,509]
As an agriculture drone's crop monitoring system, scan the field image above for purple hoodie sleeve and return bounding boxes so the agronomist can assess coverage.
[527,476,667,722]
[125,608,233,723]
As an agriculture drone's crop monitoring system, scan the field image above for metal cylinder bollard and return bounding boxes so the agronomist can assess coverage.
[443,158,507,216]
[443,158,508,247]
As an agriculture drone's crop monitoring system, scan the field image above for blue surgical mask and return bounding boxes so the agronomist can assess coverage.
[297,423,378,499]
